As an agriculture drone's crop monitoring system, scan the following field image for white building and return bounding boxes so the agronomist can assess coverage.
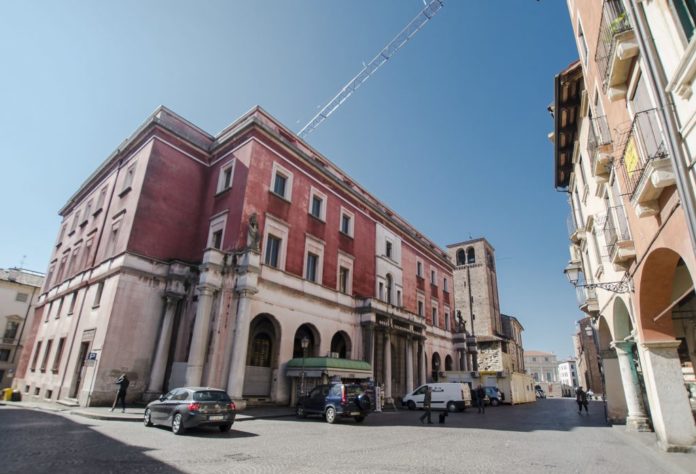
[524,351,559,383]
[558,359,579,388]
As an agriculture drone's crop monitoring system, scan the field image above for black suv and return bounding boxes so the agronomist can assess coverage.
[296,383,370,424]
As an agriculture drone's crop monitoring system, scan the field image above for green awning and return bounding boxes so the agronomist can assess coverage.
[285,357,372,378]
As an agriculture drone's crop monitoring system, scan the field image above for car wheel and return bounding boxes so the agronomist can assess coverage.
[296,405,306,418]
[407,401,416,411]
[490,398,500,407]
[325,406,337,424]
[219,424,232,432]
[144,408,153,427]
[354,416,365,423]
[447,401,457,413]
[172,413,185,435]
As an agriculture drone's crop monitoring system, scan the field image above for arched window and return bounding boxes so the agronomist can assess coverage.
[467,247,476,264]
[330,332,350,358]
[486,250,494,270]
[249,333,272,367]
[385,274,393,304]
[456,249,466,266]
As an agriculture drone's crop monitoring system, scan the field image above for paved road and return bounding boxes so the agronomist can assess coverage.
[1,399,694,473]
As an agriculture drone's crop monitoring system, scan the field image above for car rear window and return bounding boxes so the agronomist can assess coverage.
[345,385,363,398]
[193,391,231,402]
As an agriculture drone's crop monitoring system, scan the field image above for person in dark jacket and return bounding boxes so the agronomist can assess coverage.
[110,374,130,413]
[475,384,486,414]
[575,386,588,414]
[419,386,433,424]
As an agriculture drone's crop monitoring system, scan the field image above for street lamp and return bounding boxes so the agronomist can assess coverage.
[433,359,440,382]
[300,336,310,396]
[564,263,632,293]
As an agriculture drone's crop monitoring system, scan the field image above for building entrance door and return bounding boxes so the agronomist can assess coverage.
[69,341,90,399]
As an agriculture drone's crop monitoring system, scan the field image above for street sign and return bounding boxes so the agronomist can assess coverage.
[87,352,98,361]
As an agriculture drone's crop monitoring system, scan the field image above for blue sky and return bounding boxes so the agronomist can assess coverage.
[0,1,581,358]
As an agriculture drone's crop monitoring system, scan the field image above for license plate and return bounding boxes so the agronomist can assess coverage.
[350,412,360,416]
[209,415,224,421]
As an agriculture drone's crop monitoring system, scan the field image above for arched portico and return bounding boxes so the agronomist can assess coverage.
[293,323,320,358]
[597,316,627,423]
[635,248,696,449]
[330,331,351,359]
[431,352,441,382]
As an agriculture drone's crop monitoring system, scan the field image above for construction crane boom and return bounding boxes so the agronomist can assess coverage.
[298,0,445,138]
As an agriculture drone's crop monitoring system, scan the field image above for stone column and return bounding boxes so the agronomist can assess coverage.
[227,289,255,400]
[147,295,180,394]
[405,337,414,394]
[419,342,426,386]
[611,341,650,431]
[383,330,392,400]
[185,286,215,386]
[640,340,696,451]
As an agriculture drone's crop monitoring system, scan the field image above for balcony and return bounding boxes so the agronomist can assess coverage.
[567,214,586,244]
[595,0,639,101]
[587,116,613,181]
[619,109,675,217]
[603,205,636,269]
[576,285,599,314]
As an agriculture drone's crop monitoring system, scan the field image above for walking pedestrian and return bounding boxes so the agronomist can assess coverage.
[419,386,433,424]
[575,386,588,414]
[475,384,486,414]
[110,373,130,413]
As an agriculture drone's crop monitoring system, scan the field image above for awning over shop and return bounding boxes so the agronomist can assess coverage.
[285,357,372,379]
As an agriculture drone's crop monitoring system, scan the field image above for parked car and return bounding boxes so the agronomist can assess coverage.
[296,383,370,423]
[483,386,503,406]
[402,383,472,412]
[144,387,236,435]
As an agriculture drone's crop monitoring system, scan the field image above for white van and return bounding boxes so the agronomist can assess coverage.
[402,383,472,412]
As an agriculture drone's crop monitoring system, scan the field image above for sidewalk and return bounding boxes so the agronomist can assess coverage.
[610,425,696,474]
[0,400,296,422]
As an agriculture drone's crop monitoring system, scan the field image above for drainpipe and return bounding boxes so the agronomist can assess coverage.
[627,0,696,255]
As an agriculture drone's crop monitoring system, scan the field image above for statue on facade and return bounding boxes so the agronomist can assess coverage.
[247,212,260,251]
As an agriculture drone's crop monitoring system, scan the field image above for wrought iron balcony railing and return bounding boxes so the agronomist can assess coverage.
[619,108,669,199]
[588,115,612,158]
[595,0,632,91]
[603,205,631,257]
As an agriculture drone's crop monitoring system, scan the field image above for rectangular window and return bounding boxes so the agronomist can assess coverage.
[212,230,223,249]
[15,292,29,303]
[577,19,588,65]
[70,211,80,233]
[3,321,19,340]
[431,270,436,285]
[217,160,235,193]
[81,239,93,271]
[52,337,66,373]
[0,349,10,361]
[432,307,437,326]
[418,300,424,317]
[96,186,108,211]
[306,253,319,282]
[339,208,354,237]
[40,339,53,372]
[445,311,450,331]
[339,267,349,294]
[93,281,104,308]
[83,200,93,223]
[417,261,423,277]
[108,221,122,255]
[31,341,42,371]
[311,196,322,218]
[385,241,393,258]
[45,301,53,322]
[67,292,77,315]
[265,235,281,268]
[273,173,287,197]
[55,297,64,319]
[122,163,136,193]
[674,0,696,41]
[444,278,449,292]
[378,282,384,300]
[396,290,401,307]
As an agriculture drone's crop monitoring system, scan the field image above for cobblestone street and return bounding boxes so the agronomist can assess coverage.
[2,399,694,473]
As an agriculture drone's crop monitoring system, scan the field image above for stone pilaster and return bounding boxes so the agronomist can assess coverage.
[640,340,696,451]
[147,294,181,395]
[405,337,414,395]
[383,330,392,399]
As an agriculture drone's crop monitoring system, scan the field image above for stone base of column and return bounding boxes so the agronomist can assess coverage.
[625,415,652,432]
[142,391,164,403]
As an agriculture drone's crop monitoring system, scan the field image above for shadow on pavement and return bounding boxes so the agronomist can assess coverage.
[266,398,611,432]
[149,424,258,439]
[0,408,181,473]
